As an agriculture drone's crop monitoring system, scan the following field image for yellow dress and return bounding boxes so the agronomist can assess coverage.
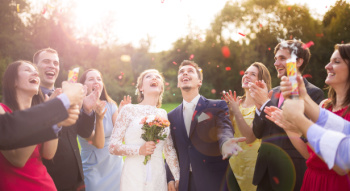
[229,104,260,191]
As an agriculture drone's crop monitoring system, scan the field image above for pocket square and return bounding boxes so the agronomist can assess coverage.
[198,112,210,123]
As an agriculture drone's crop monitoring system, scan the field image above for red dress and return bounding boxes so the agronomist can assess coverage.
[0,103,57,191]
[301,106,350,191]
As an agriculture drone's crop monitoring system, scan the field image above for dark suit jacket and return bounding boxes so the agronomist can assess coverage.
[43,110,95,191]
[167,96,234,191]
[252,79,324,191]
[0,98,68,150]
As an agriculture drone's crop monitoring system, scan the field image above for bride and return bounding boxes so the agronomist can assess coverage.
[109,69,180,190]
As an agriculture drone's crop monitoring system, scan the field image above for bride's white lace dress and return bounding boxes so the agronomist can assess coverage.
[109,104,180,191]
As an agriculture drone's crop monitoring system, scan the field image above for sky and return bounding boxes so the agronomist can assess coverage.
[27,0,346,52]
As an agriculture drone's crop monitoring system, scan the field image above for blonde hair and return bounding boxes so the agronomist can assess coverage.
[135,69,164,108]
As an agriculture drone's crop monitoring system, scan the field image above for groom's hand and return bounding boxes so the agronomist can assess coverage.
[221,137,246,160]
[168,181,176,191]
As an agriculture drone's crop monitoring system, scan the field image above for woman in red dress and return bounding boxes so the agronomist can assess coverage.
[0,61,57,190]
[300,43,350,191]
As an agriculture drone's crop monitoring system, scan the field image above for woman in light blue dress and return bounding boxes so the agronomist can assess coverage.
[78,69,129,191]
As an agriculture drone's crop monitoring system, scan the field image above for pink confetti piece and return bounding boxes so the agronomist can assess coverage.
[211,89,216,94]
[118,75,122,80]
[42,7,47,14]
[172,61,177,65]
[221,46,231,58]
[161,0,165,3]
[268,47,271,51]
[239,70,245,76]
[177,49,181,52]
[192,110,197,121]
[213,104,217,107]
[165,82,170,86]
[131,82,135,86]
[302,41,314,49]
[238,32,245,37]
[225,67,231,71]
[217,65,219,68]
[189,54,194,60]
[120,72,124,75]
[259,24,263,28]
[288,7,291,11]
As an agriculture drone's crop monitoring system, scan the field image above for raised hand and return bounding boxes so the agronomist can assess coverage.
[221,137,246,160]
[249,80,269,109]
[222,90,242,115]
[119,95,132,112]
[61,81,85,106]
[82,86,100,114]
[95,100,107,119]
[44,88,62,102]
[280,76,307,100]
[139,141,156,156]
[264,106,301,135]
[57,104,80,127]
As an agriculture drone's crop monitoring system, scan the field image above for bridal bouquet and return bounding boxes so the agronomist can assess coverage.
[140,115,170,165]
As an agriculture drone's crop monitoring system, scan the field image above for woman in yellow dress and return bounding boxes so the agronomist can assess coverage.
[223,62,271,191]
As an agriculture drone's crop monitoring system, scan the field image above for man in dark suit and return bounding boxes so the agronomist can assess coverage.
[0,82,85,150]
[33,48,97,191]
[249,40,324,190]
[166,60,245,191]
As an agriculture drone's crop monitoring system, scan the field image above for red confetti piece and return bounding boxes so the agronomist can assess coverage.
[157,139,160,143]
[274,92,281,99]
[273,176,280,184]
[211,89,216,94]
[225,112,228,116]
[342,41,344,44]
[208,62,211,65]
[238,32,246,37]
[120,72,124,75]
[77,184,86,191]
[302,74,312,79]
[118,75,122,80]
[289,35,293,40]
[288,7,291,11]
[225,67,231,71]
[268,47,271,51]
[192,110,197,121]
[259,24,263,28]
[239,70,245,76]
[203,160,206,163]
[217,65,219,68]
[189,54,194,60]
[173,61,177,65]
[248,144,252,147]
[316,33,324,37]
[213,104,216,107]
[221,46,231,58]
[165,82,169,86]
[131,82,135,86]
[177,49,181,52]
[302,41,314,49]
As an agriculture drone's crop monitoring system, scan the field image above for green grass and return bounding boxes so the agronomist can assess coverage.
[161,103,180,113]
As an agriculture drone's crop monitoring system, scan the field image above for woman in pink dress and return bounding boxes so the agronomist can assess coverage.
[0,60,59,190]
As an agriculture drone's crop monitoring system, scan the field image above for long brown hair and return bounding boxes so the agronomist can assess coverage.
[2,60,44,111]
[324,43,350,116]
[135,69,164,108]
[241,62,272,101]
[79,69,115,104]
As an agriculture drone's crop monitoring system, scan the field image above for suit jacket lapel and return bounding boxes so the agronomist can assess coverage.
[189,96,208,137]
[175,103,190,141]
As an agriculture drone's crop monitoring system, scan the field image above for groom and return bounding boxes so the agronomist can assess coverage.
[166,60,245,191]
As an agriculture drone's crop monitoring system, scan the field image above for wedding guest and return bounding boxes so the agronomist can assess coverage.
[249,40,324,190]
[109,69,179,191]
[33,48,96,190]
[167,60,246,191]
[0,81,85,150]
[78,69,129,191]
[269,43,350,190]
[0,60,65,190]
[223,62,271,191]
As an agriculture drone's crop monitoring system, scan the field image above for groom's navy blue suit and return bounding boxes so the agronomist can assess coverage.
[166,96,234,191]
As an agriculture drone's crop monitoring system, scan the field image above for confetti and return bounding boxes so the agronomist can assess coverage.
[289,35,293,40]
[225,67,231,71]
[316,33,324,37]
[259,24,263,28]
[118,75,122,80]
[302,74,312,79]
[131,82,135,86]
[17,4,20,13]
[221,46,231,58]
[288,7,291,11]
[211,89,216,94]
[173,127,176,130]
[238,32,246,37]
[120,72,124,75]
[248,144,252,147]
[302,41,314,49]
[203,160,205,163]
[161,0,165,3]
[165,82,169,86]
[217,65,219,68]
[268,47,271,51]
[208,62,211,65]
[213,104,216,107]
[273,177,280,184]
[177,49,181,52]
[42,7,47,14]
[274,92,281,99]
[189,54,194,60]
[239,70,245,76]
[172,61,177,65]
[152,57,155,61]
[192,110,197,121]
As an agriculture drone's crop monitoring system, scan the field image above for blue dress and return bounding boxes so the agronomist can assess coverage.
[78,102,123,191]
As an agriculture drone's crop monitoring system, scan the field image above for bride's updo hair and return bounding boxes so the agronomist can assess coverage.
[135,69,164,108]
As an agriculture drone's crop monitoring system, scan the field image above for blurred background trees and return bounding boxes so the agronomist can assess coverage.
[1,0,349,104]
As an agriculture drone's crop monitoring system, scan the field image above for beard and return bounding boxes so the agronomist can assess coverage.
[181,85,192,92]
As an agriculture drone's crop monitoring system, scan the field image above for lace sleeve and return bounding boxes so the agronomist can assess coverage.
[109,105,140,156]
[161,109,180,181]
